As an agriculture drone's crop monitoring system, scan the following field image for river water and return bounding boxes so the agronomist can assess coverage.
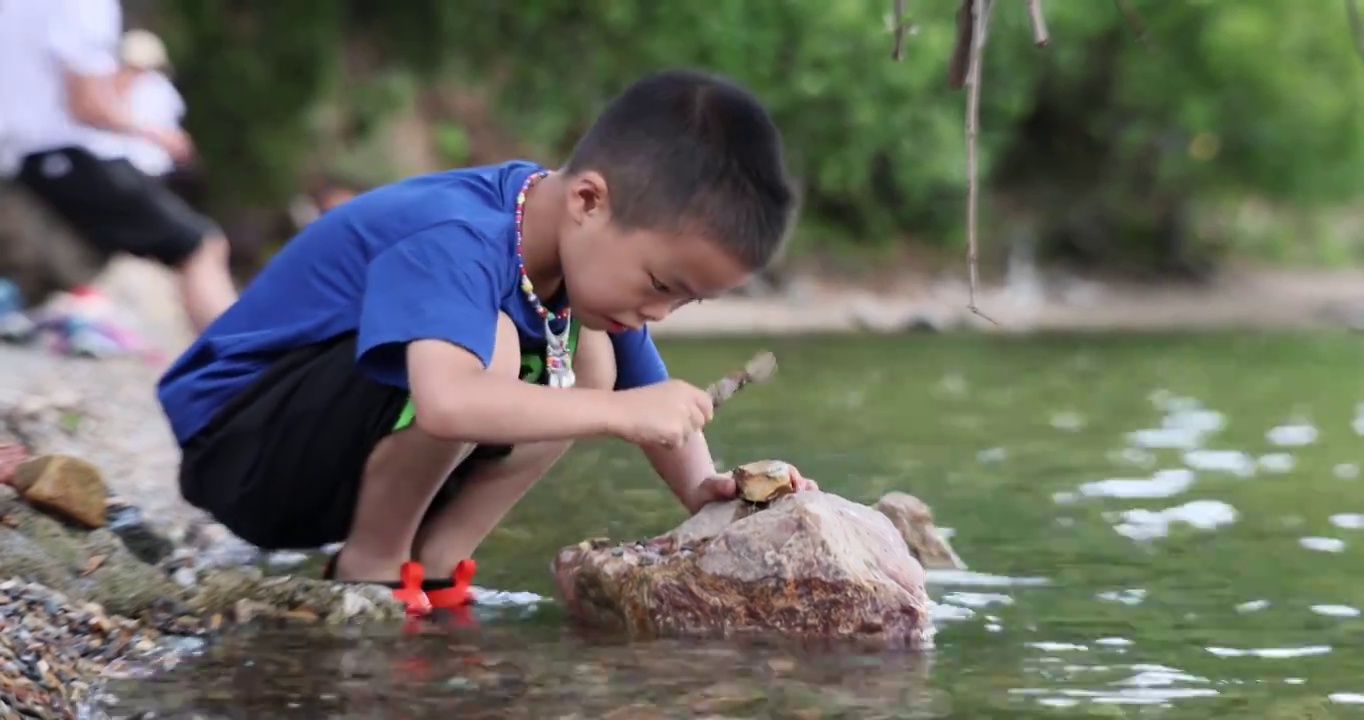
[96,331,1364,718]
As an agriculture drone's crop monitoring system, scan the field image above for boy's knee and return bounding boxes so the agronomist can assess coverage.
[574,327,617,390]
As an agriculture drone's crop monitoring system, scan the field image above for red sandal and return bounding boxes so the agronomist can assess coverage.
[392,561,433,616]
[423,559,477,623]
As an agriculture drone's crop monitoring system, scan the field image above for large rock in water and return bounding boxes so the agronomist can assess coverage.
[551,490,939,648]
[0,179,112,308]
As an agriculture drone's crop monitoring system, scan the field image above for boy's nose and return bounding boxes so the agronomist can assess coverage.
[639,302,672,322]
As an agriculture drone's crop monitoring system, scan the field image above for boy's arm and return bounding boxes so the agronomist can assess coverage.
[358,222,619,445]
[611,328,726,513]
[614,333,820,513]
[406,341,619,443]
[641,430,726,514]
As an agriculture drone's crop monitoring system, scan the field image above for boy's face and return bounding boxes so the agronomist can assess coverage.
[558,172,752,333]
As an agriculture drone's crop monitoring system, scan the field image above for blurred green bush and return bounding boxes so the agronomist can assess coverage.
[156,0,1364,275]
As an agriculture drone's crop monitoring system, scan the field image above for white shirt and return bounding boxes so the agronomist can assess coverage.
[0,0,124,175]
[98,70,184,176]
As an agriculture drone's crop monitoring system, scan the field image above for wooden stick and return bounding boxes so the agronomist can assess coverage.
[707,352,777,410]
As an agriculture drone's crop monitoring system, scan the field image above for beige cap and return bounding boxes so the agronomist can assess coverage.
[120,29,169,71]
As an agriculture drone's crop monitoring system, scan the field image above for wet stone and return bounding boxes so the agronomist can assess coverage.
[104,501,175,566]
[554,480,943,648]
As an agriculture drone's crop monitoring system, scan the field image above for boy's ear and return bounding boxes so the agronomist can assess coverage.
[566,170,610,225]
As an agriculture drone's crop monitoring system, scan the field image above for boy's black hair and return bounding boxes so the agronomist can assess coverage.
[565,69,797,270]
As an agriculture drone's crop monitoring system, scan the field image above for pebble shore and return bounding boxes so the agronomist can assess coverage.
[0,579,168,719]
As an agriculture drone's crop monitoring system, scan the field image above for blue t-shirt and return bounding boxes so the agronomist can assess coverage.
[156,161,669,445]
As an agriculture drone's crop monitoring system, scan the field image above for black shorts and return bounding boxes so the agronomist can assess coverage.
[178,333,511,550]
[15,146,215,267]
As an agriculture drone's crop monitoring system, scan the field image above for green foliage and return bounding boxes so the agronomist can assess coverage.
[155,0,1364,271]
[157,2,343,205]
[434,123,472,167]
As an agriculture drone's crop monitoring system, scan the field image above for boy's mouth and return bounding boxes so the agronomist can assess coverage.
[605,318,629,333]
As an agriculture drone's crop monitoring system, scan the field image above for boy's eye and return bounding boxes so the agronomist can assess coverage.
[649,274,670,293]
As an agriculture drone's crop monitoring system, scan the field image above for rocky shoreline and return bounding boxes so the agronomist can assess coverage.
[1,578,175,719]
[0,424,406,720]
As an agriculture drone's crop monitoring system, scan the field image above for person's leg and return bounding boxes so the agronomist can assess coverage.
[329,311,526,583]
[171,229,235,332]
[410,323,618,579]
[16,150,236,334]
[129,169,236,332]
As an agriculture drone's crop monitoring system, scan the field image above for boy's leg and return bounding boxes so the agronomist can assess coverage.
[178,313,515,580]
[179,334,411,557]
[330,312,525,582]
[410,325,618,577]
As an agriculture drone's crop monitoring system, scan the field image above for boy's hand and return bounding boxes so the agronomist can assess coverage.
[607,379,714,448]
[688,464,820,508]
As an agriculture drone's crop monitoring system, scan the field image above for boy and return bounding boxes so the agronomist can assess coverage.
[156,69,817,613]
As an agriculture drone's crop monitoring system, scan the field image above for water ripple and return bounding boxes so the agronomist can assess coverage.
[1078,468,1195,499]
[1107,500,1238,541]
[1206,645,1331,659]
[1299,536,1347,553]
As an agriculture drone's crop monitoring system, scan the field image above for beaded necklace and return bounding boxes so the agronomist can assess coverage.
[514,170,575,388]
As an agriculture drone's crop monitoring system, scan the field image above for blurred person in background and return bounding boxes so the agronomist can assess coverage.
[0,0,237,355]
[287,172,366,231]
[110,28,208,212]
[111,30,188,183]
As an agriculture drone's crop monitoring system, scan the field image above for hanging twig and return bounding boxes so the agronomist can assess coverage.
[1027,0,1050,46]
[946,0,974,89]
[1347,0,1364,61]
[1113,0,1152,49]
[963,0,997,324]
[890,0,918,60]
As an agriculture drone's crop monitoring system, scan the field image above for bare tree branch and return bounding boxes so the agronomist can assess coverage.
[1347,0,1364,61]
[946,0,974,89]
[1027,0,1050,46]
[891,0,918,60]
[1114,0,1152,49]
[964,0,997,323]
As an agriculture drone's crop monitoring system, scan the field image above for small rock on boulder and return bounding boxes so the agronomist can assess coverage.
[874,491,965,570]
[552,490,934,648]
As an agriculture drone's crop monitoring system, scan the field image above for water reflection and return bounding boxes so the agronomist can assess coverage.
[100,623,946,719]
[88,333,1364,717]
